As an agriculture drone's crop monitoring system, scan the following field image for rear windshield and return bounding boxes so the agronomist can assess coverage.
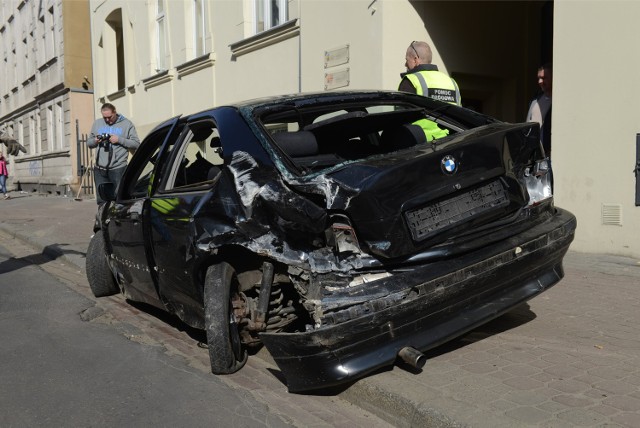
[256,99,474,175]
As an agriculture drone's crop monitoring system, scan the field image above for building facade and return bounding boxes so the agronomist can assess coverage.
[0,0,94,196]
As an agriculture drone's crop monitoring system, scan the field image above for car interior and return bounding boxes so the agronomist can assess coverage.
[260,103,453,173]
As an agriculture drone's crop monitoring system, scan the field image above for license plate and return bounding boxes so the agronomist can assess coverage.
[405,180,509,241]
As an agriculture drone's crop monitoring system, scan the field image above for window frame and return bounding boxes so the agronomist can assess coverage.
[193,0,206,58]
[160,119,224,193]
[254,0,288,34]
[155,0,167,71]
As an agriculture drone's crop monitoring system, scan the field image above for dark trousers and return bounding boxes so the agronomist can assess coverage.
[94,165,126,204]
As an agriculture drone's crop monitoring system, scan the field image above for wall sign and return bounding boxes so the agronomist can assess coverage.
[324,68,350,90]
[324,45,349,69]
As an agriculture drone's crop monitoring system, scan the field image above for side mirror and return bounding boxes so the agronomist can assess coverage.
[97,182,116,202]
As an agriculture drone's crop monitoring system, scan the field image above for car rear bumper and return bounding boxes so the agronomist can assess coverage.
[260,208,577,392]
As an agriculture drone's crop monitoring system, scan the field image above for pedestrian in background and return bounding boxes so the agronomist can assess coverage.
[526,63,552,156]
[88,103,140,204]
[0,150,9,200]
[398,41,461,141]
[399,41,462,106]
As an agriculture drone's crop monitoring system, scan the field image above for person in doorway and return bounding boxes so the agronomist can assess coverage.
[526,63,552,156]
[0,150,9,199]
[88,103,140,204]
[398,41,461,141]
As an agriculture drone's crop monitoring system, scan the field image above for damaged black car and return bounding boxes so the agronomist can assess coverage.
[86,90,576,392]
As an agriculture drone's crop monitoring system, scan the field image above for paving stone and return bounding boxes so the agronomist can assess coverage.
[536,399,571,414]
[594,380,639,396]
[589,404,622,417]
[502,351,540,364]
[549,379,593,394]
[505,405,551,425]
[588,366,634,381]
[603,396,640,412]
[556,408,608,426]
[611,412,640,427]
[544,364,585,379]
[553,394,596,408]
[505,389,555,406]
[489,370,517,381]
[502,376,546,390]
[461,362,499,374]
[502,363,542,377]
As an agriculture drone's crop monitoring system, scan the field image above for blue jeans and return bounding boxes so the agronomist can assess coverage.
[93,166,126,204]
[0,174,7,195]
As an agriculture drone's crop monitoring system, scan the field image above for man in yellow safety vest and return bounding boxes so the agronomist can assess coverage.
[398,41,461,141]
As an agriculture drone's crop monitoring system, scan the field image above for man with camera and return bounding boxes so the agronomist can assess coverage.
[88,103,140,203]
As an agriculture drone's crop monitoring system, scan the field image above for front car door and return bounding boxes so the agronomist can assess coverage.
[107,118,181,308]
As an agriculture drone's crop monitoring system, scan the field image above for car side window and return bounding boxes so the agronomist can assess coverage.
[162,120,224,191]
[120,125,177,200]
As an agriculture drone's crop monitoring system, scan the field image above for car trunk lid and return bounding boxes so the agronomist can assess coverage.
[320,122,541,259]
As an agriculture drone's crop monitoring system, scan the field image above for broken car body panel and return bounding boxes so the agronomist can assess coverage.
[90,91,576,392]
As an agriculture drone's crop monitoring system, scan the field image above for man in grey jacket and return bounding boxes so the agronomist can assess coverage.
[88,103,140,203]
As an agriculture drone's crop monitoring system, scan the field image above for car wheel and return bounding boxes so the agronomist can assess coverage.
[204,262,248,374]
[86,232,119,297]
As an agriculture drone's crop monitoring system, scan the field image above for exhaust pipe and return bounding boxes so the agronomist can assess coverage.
[398,346,427,369]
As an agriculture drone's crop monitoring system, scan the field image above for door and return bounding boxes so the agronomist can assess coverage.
[107,118,181,307]
[148,117,226,324]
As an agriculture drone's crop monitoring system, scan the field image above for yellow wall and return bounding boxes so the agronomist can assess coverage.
[553,0,640,257]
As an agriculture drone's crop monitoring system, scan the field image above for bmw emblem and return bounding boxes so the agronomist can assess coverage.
[441,155,458,175]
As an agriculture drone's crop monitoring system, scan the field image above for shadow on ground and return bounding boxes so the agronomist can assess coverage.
[0,244,85,275]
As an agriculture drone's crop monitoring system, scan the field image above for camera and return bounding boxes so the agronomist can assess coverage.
[97,133,111,151]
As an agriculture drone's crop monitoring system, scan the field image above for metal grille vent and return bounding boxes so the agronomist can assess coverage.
[601,204,623,226]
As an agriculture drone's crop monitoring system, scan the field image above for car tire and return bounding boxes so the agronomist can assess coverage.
[86,232,120,298]
[204,262,248,374]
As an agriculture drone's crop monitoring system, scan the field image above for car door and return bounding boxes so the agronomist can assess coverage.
[147,117,227,324]
[107,118,181,308]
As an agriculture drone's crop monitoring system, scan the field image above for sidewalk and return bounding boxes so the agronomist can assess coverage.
[1,194,639,427]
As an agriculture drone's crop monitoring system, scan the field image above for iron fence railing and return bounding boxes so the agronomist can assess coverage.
[76,119,95,197]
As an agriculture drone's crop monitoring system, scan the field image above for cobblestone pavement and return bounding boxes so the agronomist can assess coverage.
[1,194,640,427]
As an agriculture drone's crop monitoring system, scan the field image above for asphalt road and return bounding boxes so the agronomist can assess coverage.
[0,241,297,427]
[0,231,390,428]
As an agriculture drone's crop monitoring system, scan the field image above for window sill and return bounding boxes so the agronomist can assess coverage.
[37,57,57,72]
[229,19,299,58]
[176,53,216,79]
[142,69,175,90]
[102,88,126,102]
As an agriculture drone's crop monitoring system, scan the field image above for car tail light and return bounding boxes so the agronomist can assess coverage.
[326,214,361,255]
[523,158,552,206]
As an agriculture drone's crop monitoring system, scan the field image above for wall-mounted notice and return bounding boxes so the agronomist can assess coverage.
[324,45,349,69]
[325,68,350,90]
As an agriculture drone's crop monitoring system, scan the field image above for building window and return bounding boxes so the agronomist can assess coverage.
[156,0,167,71]
[17,120,24,152]
[103,9,125,92]
[36,113,42,155]
[55,102,64,149]
[193,0,206,57]
[28,115,35,155]
[45,107,52,152]
[254,0,288,34]
[45,6,55,61]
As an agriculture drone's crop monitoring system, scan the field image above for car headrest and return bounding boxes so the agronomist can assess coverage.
[380,124,426,151]
[273,131,319,157]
